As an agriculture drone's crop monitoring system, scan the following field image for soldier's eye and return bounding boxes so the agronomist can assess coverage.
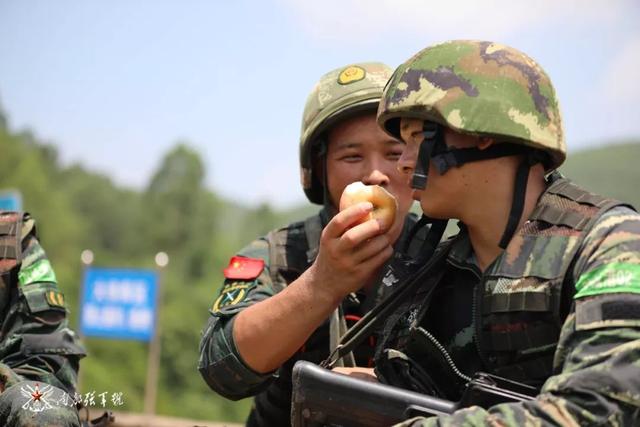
[341,155,363,162]
[387,151,402,160]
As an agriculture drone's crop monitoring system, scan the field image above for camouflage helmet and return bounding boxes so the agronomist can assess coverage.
[300,62,394,204]
[377,40,566,170]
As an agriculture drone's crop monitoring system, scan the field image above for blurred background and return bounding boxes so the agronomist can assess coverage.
[0,0,638,424]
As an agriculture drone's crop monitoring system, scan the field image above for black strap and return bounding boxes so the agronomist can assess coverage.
[432,144,525,175]
[412,122,439,190]
[401,215,448,261]
[401,215,431,254]
[418,218,448,264]
[499,156,532,249]
[318,140,333,212]
[321,235,459,368]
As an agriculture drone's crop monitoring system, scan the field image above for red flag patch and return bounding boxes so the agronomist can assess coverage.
[223,256,265,280]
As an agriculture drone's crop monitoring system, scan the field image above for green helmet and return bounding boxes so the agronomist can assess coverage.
[300,62,394,204]
[377,40,566,170]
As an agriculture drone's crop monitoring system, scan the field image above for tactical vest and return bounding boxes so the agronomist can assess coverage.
[0,211,28,322]
[378,177,629,396]
[480,177,630,385]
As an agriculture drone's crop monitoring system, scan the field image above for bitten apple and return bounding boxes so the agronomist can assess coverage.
[339,182,397,232]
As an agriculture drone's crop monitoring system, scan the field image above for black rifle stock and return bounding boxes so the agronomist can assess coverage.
[291,361,456,427]
[291,361,538,427]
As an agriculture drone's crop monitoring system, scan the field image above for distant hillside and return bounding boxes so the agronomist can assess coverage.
[560,141,640,209]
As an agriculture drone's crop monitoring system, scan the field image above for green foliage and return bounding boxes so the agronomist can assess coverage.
[560,141,640,209]
[0,119,294,422]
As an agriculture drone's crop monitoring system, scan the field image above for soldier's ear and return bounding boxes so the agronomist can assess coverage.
[477,137,495,151]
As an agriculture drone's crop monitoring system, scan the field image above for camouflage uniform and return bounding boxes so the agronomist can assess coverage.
[0,211,85,426]
[374,40,640,425]
[199,209,426,426]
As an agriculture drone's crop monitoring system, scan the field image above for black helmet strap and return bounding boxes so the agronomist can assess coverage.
[317,141,334,215]
[431,143,527,175]
[411,122,440,189]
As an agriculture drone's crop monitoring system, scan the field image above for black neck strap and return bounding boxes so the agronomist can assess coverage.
[498,153,536,249]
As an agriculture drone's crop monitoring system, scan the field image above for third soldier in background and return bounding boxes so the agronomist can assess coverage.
[0,211,86,426]
[199,63,426,426]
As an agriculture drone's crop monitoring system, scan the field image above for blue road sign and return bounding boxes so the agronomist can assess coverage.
[0,190,22,211]
[81,268,158,341]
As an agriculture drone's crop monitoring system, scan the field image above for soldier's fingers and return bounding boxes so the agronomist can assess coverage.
[337,218,384,250]
[356,243,394,273]
[323,203,373,239]
[352,234,391,264]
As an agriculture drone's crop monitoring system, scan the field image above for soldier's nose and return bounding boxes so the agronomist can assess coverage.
[362,169,389,187]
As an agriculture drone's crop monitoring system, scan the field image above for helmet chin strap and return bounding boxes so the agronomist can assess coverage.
[408,122,448,258]
[411,122,542,251]
[411,122,439,190]
[317,141,334,217]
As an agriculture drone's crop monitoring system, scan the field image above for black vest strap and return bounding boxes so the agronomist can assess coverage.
[483,292,550,314]
[546,179,610,207]
[0,211,22,263]
[529,204,591,230]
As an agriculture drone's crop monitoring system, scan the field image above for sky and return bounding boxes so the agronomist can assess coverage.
[1,0,639,208]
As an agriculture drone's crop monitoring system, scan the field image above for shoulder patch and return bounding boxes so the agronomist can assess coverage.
[576,294,640,330]
[45,289,65,308]
[21,282,66,313]
[223,256,264,280]
[18,258,57,286]
[574,262,640,299]
[212,282,250,313]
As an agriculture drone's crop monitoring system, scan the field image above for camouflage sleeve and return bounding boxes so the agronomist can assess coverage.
[198,235,285,400]
[395,206,640,427]
[0,216,86,395]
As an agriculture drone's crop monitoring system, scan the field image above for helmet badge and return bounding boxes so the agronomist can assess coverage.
[338,66,366,85]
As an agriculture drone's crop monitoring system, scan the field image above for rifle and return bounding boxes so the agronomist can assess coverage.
[291,361,538,427]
